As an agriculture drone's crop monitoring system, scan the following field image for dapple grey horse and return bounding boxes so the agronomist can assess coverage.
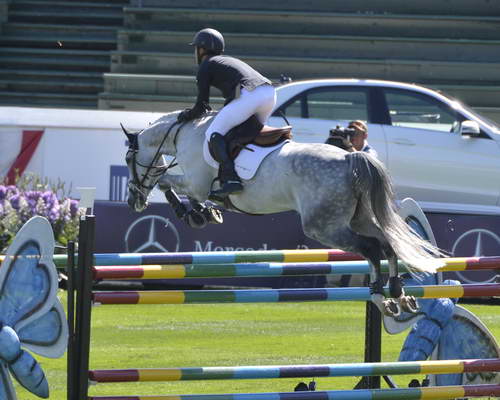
[123,111,444,316]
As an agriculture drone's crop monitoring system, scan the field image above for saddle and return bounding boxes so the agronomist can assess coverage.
[223,115,292,160]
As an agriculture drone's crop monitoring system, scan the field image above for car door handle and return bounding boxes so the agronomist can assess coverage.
[392,138,416,146]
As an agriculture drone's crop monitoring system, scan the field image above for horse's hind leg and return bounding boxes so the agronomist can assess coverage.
[351,212,418,316]
[384,245,418,314]
[307,223,400,317]
[351,211,417,315]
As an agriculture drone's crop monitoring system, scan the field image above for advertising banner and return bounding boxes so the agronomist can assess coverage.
[94,201,327,288]
[94,201,500,287]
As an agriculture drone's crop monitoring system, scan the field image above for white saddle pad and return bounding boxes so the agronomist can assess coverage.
[203,140,290,180]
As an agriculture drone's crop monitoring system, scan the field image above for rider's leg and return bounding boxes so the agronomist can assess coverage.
[208,132,244,199]
[253,84,277,124]
[205,84,275,200]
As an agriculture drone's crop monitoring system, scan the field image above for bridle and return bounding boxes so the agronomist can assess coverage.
[126,121,185,200]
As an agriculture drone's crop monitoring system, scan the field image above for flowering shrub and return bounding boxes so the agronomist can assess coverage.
[0,174,84,252]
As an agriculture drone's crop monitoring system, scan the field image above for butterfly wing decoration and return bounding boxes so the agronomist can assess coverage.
[0,363,16,400]
[430,305,500,386]
[0,216,68,399]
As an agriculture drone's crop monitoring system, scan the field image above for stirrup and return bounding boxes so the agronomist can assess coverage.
[208,181,243,201]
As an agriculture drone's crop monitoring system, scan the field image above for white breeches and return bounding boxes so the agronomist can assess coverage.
[205,84,276,140]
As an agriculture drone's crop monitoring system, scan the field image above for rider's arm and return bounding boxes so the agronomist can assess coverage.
[189,62,212,118]
[177,62,212,122]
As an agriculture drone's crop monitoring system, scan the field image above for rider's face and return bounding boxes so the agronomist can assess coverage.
[195,47,204,64]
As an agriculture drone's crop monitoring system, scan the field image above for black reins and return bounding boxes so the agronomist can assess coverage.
[128,121,186,193]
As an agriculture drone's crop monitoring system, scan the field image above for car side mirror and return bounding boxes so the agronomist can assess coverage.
[459,120,481,137]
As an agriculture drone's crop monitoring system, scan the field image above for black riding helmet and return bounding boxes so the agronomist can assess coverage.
[190,28,225,54]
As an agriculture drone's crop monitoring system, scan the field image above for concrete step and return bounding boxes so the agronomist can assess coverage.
[110,51,500,84]
[10,0,126,12]
[124,7,500,40]
[0,34,116,50]
[118,30,500,63]
[0,1,7,27]
[0,69,103,84]
[0,90,98,109]
[3,22,117,38]
[98,91,224,112]
[8,10,123,26]
[473,107,500,126]
[23,0,128,3]
[103,73,500,108]
[0,47,110,71]
[431,85,500,108]
[0,69,103,94]
[0,78,103,94]
[128,0,500,16]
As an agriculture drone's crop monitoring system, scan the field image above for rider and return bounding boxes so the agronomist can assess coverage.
[177,28,276,201]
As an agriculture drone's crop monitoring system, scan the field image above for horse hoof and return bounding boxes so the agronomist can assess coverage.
[383,299,401,317]
[205,206,223,224]
[185,210,208,229]
[400,296,419,314]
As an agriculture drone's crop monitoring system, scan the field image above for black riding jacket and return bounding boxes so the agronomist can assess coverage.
[190,55,271,118]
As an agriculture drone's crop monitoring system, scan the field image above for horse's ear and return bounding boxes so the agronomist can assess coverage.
[121,123,139,150]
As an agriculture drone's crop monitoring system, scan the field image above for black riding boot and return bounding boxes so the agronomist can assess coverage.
[208,132,243,201]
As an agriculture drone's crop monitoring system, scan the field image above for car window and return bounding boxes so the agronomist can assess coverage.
[384,89,461,132]
[307,88,369,121]
[279,96,303,118]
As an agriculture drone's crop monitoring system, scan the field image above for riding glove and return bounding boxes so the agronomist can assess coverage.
[177,108,193,123]
[177,101,211,123]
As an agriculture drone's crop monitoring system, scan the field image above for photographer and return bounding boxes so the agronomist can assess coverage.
[326,120,378,158]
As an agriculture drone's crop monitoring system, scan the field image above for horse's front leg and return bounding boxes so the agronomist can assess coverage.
[157,174,189,218]
[188,198,224,225]
[158,173,189,194]
[386,248,418,314]
[158,174,223,228]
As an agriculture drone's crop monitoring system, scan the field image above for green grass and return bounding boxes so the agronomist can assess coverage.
[13,291,500,399]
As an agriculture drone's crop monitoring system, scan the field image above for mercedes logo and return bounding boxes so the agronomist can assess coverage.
[124,215,181,253]
[452,228,500,284]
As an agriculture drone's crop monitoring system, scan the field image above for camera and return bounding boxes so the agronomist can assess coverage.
[325,125,357,150]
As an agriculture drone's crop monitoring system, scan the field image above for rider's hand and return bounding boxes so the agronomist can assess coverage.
[177,108,192,123]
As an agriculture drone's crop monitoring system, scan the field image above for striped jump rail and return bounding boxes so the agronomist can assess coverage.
[93,255,500,280]
[87,383,500,400]
[92,283,500,305]
[3,252,500,272]
[89,358,500,383]
[91,249,361,266]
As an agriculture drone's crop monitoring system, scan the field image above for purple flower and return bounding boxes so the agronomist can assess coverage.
[6,186,19,197]
[25,191,42,212]
[69,200,79,218]
[42,191,57,208]
[48,204,60,223]
[0,181,81,250]
[9,194,21,210]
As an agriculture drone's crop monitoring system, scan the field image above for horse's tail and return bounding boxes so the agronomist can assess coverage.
[348,152,444,273]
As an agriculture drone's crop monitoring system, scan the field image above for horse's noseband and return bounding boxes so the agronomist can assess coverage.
[126,121,184,198]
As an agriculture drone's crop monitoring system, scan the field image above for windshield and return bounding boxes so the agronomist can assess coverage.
[438,91,500,132]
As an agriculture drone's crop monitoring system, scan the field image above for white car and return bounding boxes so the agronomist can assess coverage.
[268,79,500,209]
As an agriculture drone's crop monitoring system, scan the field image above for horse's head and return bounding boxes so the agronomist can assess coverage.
[122,124,167,212]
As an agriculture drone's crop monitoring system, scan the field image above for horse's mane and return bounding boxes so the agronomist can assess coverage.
[154,110,218,139]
